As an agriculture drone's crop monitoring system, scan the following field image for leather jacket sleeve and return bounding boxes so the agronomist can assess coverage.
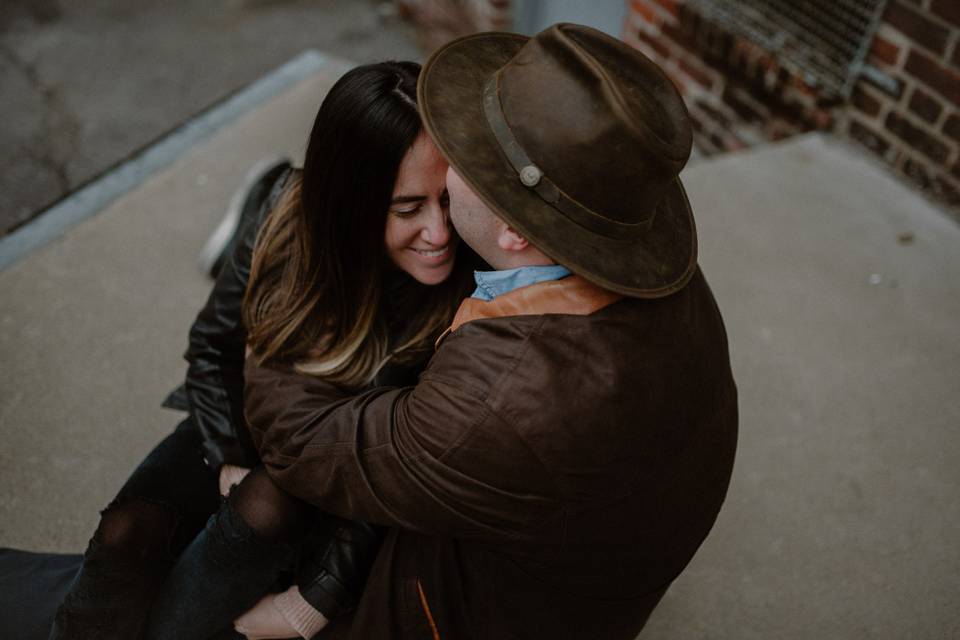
[183,165,392,621]
[295,515,384,621]
[184,168,292,472]
[244,346,562,541]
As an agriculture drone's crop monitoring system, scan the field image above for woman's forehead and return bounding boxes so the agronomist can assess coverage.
[393,132,448,196]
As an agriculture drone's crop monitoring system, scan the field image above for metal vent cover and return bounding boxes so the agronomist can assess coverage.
[686,0,889,98]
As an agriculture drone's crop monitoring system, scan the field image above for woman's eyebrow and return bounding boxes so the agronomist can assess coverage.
[390,195,426,204]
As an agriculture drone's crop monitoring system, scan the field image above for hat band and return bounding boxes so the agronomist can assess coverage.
[482,76,653,240]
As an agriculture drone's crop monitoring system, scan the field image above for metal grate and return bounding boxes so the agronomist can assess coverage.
[687,0,889,98]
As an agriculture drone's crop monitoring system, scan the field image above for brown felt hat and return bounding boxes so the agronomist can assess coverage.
[418,23,697,298]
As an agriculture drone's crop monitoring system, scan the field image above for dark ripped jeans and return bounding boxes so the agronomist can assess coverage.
[48,418,374,640]
[48,417,224,639]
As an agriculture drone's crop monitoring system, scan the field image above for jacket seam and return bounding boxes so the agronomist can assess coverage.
[482,316,565,505]
[431,403,557,542]
[484,314,548,405]
[451,316,565,520]
[434,314,544,465]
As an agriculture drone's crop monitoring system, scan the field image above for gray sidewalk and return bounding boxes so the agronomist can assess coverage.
[0,54,351,551]
[0,0,420,236]
[1,58,959,638]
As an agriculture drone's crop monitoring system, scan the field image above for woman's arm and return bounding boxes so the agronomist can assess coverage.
[185,167,292,472]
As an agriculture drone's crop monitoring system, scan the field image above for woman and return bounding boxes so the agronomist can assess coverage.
[42,60,478,640]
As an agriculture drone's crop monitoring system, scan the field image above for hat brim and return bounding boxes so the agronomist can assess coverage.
[419,31,697,298]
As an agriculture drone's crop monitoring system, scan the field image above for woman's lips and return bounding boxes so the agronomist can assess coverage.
[410,245,451,264]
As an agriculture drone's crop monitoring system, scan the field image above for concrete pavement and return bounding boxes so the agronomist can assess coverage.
[0,0,420,236]
[0,54,352,551]
[644,133,960,639]
[1,58,959,638]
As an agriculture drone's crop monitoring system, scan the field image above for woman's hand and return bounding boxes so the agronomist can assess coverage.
[218,464,252,497]
[234,586,329,639]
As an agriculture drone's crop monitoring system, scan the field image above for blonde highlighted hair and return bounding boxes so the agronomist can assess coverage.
[242,62,472,389]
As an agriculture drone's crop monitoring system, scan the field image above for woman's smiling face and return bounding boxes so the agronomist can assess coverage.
[384,132,458,285]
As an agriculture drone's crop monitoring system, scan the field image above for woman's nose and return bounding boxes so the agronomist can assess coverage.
[421,204,451,246]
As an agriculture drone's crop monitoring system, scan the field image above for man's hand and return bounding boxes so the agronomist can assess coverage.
[234,586,329,639]
[218,464,252,497]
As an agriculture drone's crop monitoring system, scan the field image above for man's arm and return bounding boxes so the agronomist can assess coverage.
[245,353,561,542]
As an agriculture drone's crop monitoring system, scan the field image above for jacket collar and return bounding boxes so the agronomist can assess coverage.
[471,264,572,301]
[444,275,622,340]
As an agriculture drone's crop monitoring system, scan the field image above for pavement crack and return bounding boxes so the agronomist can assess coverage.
[0,41,80,195]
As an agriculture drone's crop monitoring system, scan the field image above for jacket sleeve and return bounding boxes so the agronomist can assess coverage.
[185,169,291,471]
[295,514,384,620]
[244,346,561,542]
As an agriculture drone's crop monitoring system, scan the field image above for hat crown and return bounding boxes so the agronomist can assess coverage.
[495,24,692,227]
[417,24,698,298]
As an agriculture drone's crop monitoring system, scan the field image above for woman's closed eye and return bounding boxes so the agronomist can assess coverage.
[390,190,449,217]
[390,195,425,217]
[390,204,422,217]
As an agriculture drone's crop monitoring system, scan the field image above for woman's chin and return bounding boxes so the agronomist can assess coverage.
[408,263,455,286]
[389,242,459,286]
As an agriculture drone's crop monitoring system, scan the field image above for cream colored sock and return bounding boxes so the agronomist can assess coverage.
[273,585,330,639]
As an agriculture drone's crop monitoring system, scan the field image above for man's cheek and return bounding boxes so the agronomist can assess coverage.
[449,207,467,237]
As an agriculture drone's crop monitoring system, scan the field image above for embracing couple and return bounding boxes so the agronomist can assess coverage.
[47,23,737,640]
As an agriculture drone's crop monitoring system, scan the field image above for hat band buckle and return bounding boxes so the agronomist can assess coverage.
[481,76,653,240]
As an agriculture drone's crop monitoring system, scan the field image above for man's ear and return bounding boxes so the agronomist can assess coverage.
[497,225,530,252]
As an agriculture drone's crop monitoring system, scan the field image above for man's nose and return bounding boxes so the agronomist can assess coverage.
[421,204,451,246]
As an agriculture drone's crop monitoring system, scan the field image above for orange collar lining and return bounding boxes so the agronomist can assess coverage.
[450,275,622,332]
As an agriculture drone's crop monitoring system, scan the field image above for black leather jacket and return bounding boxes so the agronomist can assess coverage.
[164,167,393,621]
[168,167,432,468]
[178,169,287,471]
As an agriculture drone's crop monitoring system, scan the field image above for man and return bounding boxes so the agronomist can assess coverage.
[245,23,738,639]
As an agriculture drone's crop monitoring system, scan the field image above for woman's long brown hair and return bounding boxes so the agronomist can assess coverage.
[242,61,472,389]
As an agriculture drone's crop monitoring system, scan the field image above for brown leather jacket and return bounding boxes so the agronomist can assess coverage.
[245,269,738,640]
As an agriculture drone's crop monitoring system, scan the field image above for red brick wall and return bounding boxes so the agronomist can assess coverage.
[845,0,960,208]
[623,0,960,214]
[396,0,511,51]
